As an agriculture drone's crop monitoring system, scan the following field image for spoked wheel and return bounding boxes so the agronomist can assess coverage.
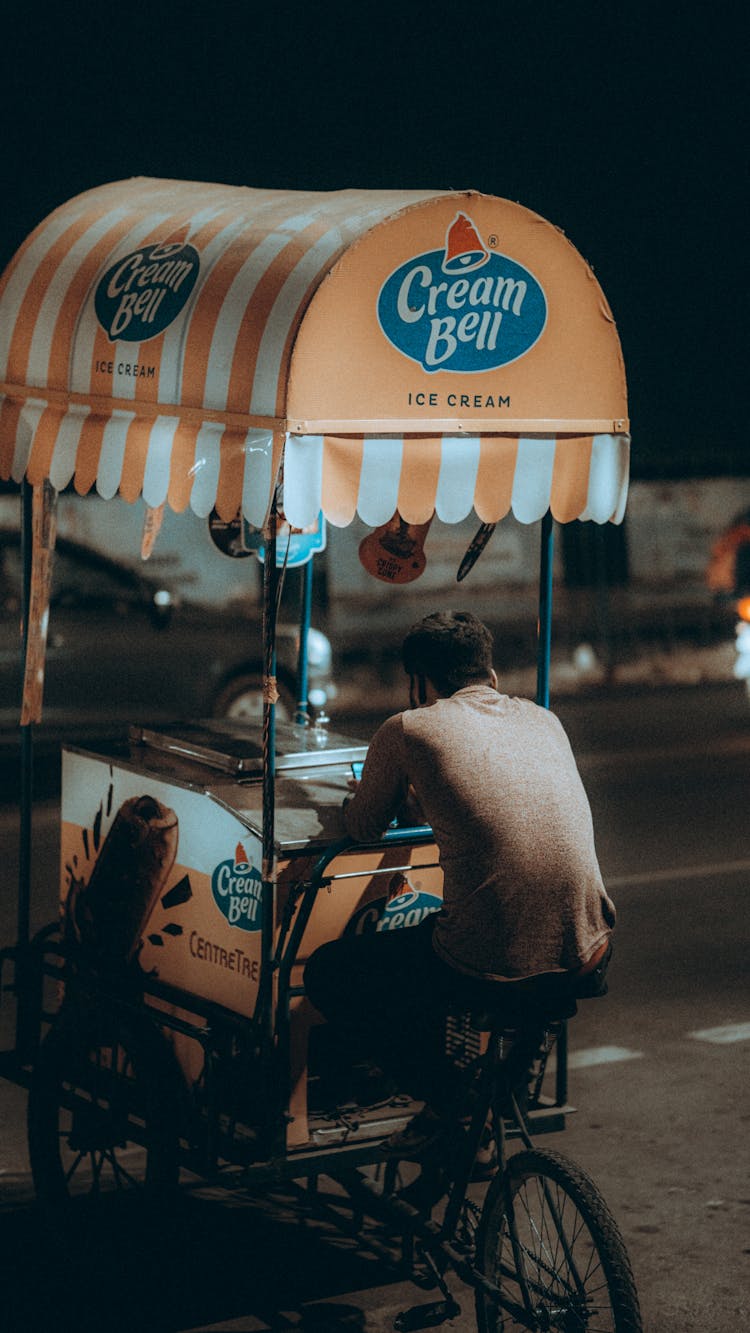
[475,1148,642,1332]
[27,1003,180,1232]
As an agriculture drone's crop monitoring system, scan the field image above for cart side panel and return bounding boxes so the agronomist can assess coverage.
[60,749,444,1150]
[277,844,444,963]
[60,750,265,1020]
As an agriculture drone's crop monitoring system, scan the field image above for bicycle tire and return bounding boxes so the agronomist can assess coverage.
[475,1147,642,1332]
[27,1002,180,1230]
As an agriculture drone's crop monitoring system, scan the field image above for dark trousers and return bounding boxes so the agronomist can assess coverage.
[303,917,602,1108]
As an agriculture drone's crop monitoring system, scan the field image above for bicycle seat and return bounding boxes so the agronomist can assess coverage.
[468,995,577,1033]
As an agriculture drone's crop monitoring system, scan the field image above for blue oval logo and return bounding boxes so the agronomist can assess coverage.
[211,845,263,932]
[345,888,443,936]
[376,889,442,932]
[377,213,546,374]
[95,240,200,343]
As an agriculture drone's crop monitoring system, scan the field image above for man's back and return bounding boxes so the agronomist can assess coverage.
[344,684,614,981]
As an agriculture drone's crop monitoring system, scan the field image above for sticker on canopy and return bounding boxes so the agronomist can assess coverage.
[208,509,326,566]
[95,239,200,342]
[377,212,546,373]
[211,842,263,932]
[251,513,326,568]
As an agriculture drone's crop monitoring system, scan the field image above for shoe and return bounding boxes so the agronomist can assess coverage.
[471,1134,498,1181]
[383,1106,450,1160]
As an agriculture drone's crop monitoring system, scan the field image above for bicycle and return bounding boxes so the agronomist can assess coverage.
[326,998,643,1332]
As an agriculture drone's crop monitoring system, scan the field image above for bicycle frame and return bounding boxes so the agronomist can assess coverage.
[304,1010,576,1329]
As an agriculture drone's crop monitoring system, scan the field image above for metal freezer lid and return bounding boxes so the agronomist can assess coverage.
[129,719,368,776]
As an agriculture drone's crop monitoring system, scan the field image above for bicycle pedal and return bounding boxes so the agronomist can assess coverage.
[411,1262,439,1291]
[394,1298,461,1330]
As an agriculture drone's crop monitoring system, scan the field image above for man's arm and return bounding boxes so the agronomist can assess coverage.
[343,714,413,842]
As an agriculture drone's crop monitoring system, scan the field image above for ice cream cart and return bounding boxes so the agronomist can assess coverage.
[0,180,635,1327]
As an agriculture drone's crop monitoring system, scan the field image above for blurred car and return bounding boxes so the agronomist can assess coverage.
[705,508,750,696]
[0,531,332,740]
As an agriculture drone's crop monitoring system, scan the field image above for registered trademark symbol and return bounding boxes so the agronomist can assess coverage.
[488,234,498,247]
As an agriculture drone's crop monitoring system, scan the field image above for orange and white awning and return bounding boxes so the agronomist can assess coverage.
[0,178,629,528]
[283,432,629,529]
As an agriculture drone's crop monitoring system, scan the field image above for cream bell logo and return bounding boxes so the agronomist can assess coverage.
[211,841,263,932]
[376,888,443,932]
[95,237,199,342]
[377,212,547,373]
[347,887,443,936]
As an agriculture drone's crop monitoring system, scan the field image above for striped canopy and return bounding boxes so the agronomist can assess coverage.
[0,178,629,529]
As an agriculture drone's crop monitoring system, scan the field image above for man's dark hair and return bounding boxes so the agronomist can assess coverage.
[401,611,494,696]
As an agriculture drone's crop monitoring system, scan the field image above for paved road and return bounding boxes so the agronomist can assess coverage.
[0,681,748,1331]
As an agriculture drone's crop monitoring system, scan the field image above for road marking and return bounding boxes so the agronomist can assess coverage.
[689,1022,750,1044]
[578,734,750,770]
[605,858,750,889]
[567,1045,644,1069]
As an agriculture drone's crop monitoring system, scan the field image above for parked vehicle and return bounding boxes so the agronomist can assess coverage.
[0,530,332,736]
[705,508,750,696]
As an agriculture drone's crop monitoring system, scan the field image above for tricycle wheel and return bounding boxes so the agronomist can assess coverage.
[474,1148,642,1332]
[27,1002,180,1229]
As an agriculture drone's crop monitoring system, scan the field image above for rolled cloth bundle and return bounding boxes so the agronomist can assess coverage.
[66,795,178,966]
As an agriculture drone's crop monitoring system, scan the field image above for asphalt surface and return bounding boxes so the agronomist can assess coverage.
[0,680,748,1331]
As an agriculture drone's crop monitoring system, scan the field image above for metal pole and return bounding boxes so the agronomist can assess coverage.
[536,509,571,1102]
[594,522,613,683]
[555,1018,569,1106]
[536,509,554,708]
[261,493,279,977]
[258,493,280,1149]
[295,559,313,724]
[17,481,34,1055]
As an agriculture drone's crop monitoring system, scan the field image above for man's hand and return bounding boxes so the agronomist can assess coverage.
[396,783,425,827]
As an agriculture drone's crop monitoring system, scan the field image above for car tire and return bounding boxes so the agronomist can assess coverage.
[212,672,295,723]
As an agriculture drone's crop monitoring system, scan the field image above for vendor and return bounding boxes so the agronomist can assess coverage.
[304,611,614,1155]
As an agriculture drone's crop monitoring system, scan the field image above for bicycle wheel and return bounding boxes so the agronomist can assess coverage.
[27,1003,180,1226]
[475,1148,642,1332]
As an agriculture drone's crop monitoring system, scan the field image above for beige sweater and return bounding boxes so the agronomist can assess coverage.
[344,685,615,981]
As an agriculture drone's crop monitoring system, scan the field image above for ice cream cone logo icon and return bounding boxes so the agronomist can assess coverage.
[235,841,250,871]
[442,212,489,275]
[149,230,190,261]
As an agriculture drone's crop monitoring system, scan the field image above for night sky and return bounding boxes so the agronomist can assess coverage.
[0,1,743,479]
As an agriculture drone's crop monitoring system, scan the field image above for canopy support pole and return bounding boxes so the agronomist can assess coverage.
[536,508,569,1101]
[536,509,554,709]
[16,481,34,1058]
[261,491,278,970]
[295,560,313,724]
[259,491,280,1146]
